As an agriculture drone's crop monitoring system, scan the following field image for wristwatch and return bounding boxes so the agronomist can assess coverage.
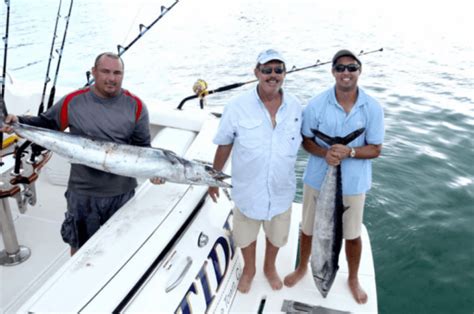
[350,147,356,158]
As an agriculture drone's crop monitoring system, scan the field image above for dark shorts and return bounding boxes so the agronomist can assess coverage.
[60,190,135,249]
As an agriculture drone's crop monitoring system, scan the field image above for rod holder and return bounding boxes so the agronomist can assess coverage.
[0,197,30,266]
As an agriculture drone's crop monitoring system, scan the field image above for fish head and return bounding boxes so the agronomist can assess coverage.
[181,160,232,188]
[203,165,232,188]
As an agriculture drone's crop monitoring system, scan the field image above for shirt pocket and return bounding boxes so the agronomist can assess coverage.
[237,119,264,149]
[282,122,302,156]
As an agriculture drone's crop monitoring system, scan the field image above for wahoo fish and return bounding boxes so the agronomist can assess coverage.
[6,122,231,188]
[310,127,365,298]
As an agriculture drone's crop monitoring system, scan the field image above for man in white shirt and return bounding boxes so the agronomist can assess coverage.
[208,49,302,293]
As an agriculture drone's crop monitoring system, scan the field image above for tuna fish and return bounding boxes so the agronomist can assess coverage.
[6,122,231,188]
[310,127,365,298]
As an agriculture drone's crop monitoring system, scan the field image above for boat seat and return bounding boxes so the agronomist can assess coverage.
[148,103,214,132]
[184,118,220,164]
[150,127,196,156]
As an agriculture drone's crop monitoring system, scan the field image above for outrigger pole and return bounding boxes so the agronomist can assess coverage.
[1,0,11,164]
[86,0,180,86]
[177,48,384,110]
[46,0,73,111]
[37,0,63,115]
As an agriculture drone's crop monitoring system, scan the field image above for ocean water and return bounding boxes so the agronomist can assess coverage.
[2,0,473,313]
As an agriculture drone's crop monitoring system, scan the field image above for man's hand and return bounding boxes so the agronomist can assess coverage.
[325,148,341,166]
[208,186,219,203]
[330,144,351,160]
[150,177,166,185]
[1,114,18,133]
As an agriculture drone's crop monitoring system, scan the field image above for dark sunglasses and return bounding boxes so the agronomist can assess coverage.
[260,66,285,75]
[333,63,360,73]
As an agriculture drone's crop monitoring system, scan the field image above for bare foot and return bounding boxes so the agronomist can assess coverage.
[348,278,368,304]
[283,266,307,287]
[237,271,255,293]
[264,268,283,290]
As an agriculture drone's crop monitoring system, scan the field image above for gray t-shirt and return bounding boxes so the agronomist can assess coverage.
[19,87,151,197]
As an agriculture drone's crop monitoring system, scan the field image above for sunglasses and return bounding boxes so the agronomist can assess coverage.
[333,63,360,73]
[259,66,285,75]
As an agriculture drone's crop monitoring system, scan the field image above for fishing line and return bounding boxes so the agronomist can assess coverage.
[85,0,180,86]
[177,48,384,110]
[122,1,146,47]
[37,0,63,115]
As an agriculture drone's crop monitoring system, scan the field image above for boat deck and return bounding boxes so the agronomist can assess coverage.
[233,203,378,313]
[0,154,69,313]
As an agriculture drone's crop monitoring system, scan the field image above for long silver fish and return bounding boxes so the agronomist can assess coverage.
[310,127,365,298]
[7,122,231,188]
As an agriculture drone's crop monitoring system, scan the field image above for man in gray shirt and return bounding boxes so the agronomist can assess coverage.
[2,52,162,255]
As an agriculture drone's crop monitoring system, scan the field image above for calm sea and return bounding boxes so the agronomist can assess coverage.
[2,0,473,313]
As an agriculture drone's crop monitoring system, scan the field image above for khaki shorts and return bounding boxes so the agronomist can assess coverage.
[232,206,292,248]
[301,184,365,240]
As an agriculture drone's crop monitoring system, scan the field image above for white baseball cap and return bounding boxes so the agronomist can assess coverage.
[256,49,286,65]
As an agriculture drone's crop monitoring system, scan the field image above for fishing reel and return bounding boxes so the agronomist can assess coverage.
[192,79,209,109]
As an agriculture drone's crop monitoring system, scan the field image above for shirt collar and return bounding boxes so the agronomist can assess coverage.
[330,86,367,111]
[253,86,288,123]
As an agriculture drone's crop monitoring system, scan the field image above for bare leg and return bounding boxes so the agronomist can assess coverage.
[346,237,367,304]
[263,238,283,290]
[238,241,256,293]
[284,232,312,287]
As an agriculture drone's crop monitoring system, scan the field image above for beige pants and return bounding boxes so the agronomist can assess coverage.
[301,184,365,240]
[232,206,292,248]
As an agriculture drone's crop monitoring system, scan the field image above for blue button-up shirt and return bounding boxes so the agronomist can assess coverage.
[302,86,384,195]
[214,87,303,220]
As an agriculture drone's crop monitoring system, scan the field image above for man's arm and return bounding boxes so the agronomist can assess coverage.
[130,103,151,147]
[208,144,233,202]
[330,143,382,161]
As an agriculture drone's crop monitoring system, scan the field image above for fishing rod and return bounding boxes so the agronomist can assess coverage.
[1,0,11,166]
[37,0,63,115]
[1,0,10,104]
[13,0,72,173]
[85,0,180,86]
[46,0,73,111]
[177,47,384,110]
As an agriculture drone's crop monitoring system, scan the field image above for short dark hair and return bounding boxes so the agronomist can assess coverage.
[94,52,124,70]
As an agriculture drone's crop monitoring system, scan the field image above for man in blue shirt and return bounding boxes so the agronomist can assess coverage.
[284,49,384,304]
[209,49,302,293]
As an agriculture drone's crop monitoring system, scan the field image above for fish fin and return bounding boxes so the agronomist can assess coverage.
[162,148,180,165]
[311,127,365,146]
[341,127,365,145]
[311,129,335,146]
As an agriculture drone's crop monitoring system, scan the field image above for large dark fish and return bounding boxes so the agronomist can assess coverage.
[5,122,231,188]
[310,127,365,298]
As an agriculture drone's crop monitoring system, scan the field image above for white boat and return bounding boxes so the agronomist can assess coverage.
[0,81,378,313]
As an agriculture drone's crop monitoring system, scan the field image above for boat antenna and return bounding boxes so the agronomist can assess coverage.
[1,0,11,166]
[85,0,180,86]
[177,47,384,110]
[37,0,63,115]
[46,0,73,111]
